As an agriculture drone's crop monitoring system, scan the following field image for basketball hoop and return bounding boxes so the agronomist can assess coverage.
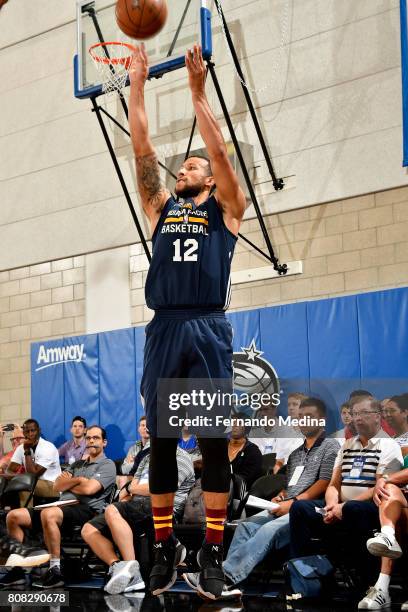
[89,41,137,95]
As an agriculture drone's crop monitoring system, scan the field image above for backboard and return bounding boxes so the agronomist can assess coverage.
[74,0,212,99]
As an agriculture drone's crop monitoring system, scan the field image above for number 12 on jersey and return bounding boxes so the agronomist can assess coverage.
[172,238,198,262]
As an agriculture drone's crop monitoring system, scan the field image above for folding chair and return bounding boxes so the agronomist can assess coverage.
[3,473,38,508]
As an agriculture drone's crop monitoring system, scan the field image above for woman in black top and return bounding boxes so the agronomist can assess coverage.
[228,415,263,488]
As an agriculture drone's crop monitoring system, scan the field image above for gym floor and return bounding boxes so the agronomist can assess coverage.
[1,583,407,612]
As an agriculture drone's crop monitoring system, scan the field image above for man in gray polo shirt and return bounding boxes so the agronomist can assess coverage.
[2,425,116,590]
[184,397,339,596]
[82,443,195,595]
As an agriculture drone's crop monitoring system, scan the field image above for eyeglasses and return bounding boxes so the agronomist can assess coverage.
[351,410,380,418]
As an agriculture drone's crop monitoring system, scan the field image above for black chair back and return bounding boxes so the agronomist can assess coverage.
[4,473,37,493]
[4,473,38,508]
[0,477,7,499]
[227,473,248,521]
[261,452,276,475]
[249,472,286,500]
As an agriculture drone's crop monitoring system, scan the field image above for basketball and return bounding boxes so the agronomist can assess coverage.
[115,0,168,40]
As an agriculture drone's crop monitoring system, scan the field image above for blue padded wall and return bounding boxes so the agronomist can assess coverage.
[31,287,408,458]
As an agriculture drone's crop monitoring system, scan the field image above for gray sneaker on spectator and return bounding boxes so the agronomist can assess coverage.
[123,570,145,592]
[105,560,142,595]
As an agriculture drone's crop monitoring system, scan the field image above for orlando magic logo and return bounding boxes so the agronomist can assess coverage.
[233,340,280,397]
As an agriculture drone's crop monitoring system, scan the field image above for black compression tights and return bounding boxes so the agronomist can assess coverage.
[149,436,231,494]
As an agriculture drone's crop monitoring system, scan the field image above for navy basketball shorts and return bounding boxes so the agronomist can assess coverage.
[140,310,233,437]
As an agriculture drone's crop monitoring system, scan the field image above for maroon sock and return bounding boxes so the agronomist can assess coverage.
[152,506,173,542]
[205,508,226,545]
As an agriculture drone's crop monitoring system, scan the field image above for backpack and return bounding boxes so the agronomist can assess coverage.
[182,479,206,525]
[284,554,334,600]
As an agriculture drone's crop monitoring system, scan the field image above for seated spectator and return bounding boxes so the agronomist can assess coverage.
[0,426,25,475]
[121,416,150,476]
[178,426,199,455]
[229,415,263,489]
[249,398,303,472]
[81,444,195,595]
[287,392,308,421]
[350,389,395,437]
[0,425,116,589]
[331,401,356,444]
[6,419,61,506]
[362,463,408,610]
[58,416,87,465]
[286,392,308,433]
[382,395,408,456]
[186,398,339,595]
[0,424,20,460]
[380,397,395,437]
[289,394,403,603]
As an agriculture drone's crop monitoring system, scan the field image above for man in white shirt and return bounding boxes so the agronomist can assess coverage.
[249,402,303,473]
[7,419,61,506]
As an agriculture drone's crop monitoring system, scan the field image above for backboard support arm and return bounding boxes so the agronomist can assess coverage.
[78,1,288,274]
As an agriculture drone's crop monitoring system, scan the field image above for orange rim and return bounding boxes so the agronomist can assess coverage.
[89,41,137,67]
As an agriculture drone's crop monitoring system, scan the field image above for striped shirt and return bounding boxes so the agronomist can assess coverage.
[334,432,403,501]
[285,435,340,499]
[135,446,195,515]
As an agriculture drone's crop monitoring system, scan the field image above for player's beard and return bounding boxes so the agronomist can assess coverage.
[175,180,203,198]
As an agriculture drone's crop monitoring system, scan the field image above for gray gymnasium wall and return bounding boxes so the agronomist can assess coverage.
[0,0,405,269]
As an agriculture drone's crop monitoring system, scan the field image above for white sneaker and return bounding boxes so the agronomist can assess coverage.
[104,561,141,595]
[366,533,402,559]
[401,601,408,611]
[358,586,391,609]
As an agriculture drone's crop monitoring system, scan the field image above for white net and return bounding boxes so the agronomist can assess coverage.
[89,42,136,96]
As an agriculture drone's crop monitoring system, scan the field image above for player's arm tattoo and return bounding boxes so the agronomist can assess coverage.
[135,152,167,212]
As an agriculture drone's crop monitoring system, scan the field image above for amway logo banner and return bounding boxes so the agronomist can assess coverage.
[35,344,86,371]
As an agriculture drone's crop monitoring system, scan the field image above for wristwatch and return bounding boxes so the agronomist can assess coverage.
[382,474,390,483]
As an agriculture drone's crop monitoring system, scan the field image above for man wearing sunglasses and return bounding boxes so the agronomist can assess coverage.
[0,425,25,475]
[6,419,61,506]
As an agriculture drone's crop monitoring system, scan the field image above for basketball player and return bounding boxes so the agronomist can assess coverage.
[128,44,246,600]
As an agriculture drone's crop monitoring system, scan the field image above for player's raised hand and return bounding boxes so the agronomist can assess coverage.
[185,44,206,96]
[129,43,149,87]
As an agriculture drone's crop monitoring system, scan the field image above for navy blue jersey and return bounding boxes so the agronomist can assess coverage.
[145,195,237,310]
